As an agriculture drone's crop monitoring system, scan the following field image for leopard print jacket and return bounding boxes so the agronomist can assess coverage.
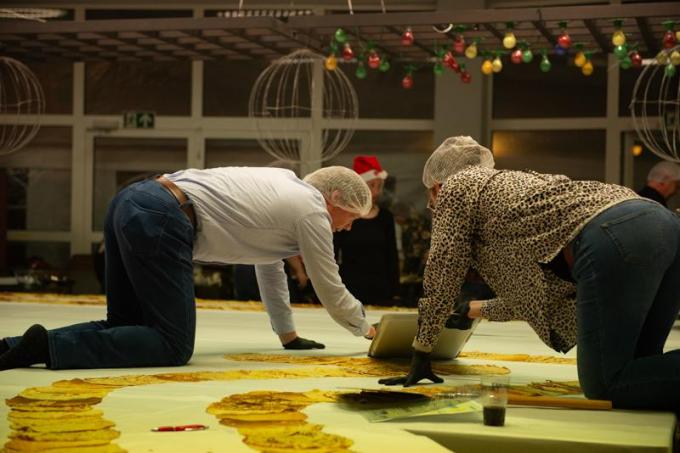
[414,166,639,353]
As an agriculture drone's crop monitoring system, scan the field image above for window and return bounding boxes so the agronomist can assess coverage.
[92,137,187,231]
[1,127,71,231]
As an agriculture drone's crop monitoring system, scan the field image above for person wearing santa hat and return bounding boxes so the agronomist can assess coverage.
[334,156,400,307]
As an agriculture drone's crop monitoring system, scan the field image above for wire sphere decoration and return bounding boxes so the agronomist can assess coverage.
[630,46,680,162]
[0,57,45,156]
[248,49,358,164]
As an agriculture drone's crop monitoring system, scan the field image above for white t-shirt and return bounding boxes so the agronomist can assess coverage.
[165,167,370,337]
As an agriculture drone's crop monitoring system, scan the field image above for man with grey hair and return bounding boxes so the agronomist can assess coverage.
[381,136,680,411]
[0,166,376,371]
[638,160,680,207]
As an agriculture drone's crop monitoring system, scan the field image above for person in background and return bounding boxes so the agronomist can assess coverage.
[334,156,400,306]
[381,136,680,411]
[0,166,376,370]
[637,160,680,208]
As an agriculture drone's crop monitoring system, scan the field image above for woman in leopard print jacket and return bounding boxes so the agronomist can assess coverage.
[381,136,680,411]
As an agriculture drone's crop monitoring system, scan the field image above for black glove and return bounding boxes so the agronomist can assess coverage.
[378,350,443,387]
[283,337,325,350]
[445,299,474,330]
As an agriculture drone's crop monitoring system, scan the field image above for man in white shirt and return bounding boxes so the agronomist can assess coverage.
[0,167,376,370]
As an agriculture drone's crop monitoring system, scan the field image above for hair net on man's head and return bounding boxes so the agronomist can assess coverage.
[422,136,495,188]
[303,166,372,216]
[647,161,680,183]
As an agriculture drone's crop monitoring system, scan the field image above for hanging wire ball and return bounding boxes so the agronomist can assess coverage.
[0,57,45,156]
[630,45,680,162]
[248,49,358,164]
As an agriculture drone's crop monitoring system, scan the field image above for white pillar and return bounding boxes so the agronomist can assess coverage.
[301,59,324,176]
[605,53,621,184]
[70,62,91,255]
[188,60,205,169]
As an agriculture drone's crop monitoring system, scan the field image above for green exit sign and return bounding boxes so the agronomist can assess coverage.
[123,111,155,129]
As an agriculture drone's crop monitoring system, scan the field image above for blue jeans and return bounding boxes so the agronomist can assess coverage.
[572,199,680,410]
[7,179,196,369]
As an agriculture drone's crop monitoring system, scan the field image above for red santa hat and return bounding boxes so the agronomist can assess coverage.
[353,155,388,182]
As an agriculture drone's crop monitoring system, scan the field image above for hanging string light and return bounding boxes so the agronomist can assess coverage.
[402,64,415,89]
[335,28,348,44]
[614,42,628,59]
[619,54,633,69]
[582,51,594,76]
[465,38,479,59]
[325,40,339,71]
[662,21,677,49]
[481,52,494,75]
[540,49,552,72]
[342,42,354,61]
[459,63,472,83]
[611,19,626,46]
[665,62,677,77]
[630,48,643,68]
[355,60,367,79]
[433,47,445,76]
[452,25,466,54]
[670,48,680,66]
[574,43,586,67]
[521,42,533,63]
[325,53,338,71]
[491,52,504,73]
[503,21,517,49]
[557,21,572,49]
[401,26,415,46]
[378,57,390,72]
[367,48,381,69]
[511,47,523,64]
[444,50,460,73]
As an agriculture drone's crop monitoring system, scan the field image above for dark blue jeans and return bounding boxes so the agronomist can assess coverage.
[572,199,680,410]
[7,180,196,369]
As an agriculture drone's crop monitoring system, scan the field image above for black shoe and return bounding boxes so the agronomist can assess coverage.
[0,324,49,371]
[283,337,325,350]
[0,339,9,356]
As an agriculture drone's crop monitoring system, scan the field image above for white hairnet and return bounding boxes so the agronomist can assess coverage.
[647,161,680,183]
[422,136,495,188]
[304,166,372,216]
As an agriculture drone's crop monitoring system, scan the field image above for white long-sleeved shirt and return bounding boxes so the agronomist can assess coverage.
[165,167,370,337]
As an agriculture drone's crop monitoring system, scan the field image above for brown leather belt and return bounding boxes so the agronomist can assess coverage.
[156,176,196,229]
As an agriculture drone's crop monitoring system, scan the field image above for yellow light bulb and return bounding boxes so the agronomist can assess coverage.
[324,54,338,71]
[574,51,586,67]
[481,59,494,75]
[670,50,680,66]
[631,144,643,157]
[657,51,668,65]
[582,61,594,76]
[465,42,478,59]
[612,30,626,47]
[492,56,503,72]
[676,30,680,42]
[503,31,516,49]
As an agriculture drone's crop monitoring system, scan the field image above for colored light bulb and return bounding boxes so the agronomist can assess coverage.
[503,31,516,49]
[324,54,338,71]
[465,42,478,59]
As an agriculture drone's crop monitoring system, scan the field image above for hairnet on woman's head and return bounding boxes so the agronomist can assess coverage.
[422,136,495,188]
[303,166,372,216]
